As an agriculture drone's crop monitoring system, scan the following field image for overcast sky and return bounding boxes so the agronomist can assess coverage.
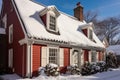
[0,0,120,20]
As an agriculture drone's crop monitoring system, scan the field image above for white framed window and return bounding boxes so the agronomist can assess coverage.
[91,51,97,62]
[72,50,79,64]
[89,29,93,40]
[48,47,59,64]
[9,24,13,43]
[41,46,64,67]
[8,49,13,68]
[49,15,56,31]
[2,14,7,28]
[47,11,58,33]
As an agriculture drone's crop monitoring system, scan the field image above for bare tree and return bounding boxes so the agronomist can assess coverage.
[84,10,98,24]
[96,17,120,45]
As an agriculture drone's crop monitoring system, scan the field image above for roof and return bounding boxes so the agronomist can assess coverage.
[107,45,120,55]
[0,28,5,34]
[13,0,104,49]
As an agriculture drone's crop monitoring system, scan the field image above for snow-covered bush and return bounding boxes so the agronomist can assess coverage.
[38,63,60,76]
[97,61,108,72]
[106,52,118,68]
[67,64,81,75]
[81,61,107,75]
[81,61,91,75]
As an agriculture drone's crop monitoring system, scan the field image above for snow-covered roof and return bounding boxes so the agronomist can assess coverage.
[0,28,6,34]
[13,0,104,49]
[107,45,120,55]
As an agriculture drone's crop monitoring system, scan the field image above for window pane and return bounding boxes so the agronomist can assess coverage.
[49,15,56,31]
[49,48,58,64]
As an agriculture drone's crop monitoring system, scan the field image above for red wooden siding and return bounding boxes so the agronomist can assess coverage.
[40,14,47,26]
[60,48,70,73]
[2,0,26,77]
[32,44,41,76]
[82,29,88,37]
[84,50,89,62]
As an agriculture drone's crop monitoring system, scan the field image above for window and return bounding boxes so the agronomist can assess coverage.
[89,29,93,40]
[2,14,7,28]
[49,47,59,64]
[47,11,58,33]
[72,50,79,64]
[49,15,56,31]
[9,24,13,43]
[8,49,13,68]
[91,51,97,62]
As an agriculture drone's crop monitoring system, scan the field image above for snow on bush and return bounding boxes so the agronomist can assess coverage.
[39,63,60,76]
[81,61,108,75]
[67,64,81,75]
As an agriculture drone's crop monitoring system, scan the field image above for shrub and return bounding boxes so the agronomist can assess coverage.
[67,64,81,75]
[38,63,60,76]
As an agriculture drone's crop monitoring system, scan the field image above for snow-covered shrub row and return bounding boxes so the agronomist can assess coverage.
[81,61,108,75]
[38,63,60,76]
[66,64,81,75]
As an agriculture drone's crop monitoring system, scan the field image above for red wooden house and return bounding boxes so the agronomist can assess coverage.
[0,0,105,77]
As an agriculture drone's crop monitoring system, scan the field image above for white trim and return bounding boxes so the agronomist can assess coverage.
[59,48,64,67]
[9,24,13,44]
[8,49,13,68]
[41,46,47,66]
[18,38,28,45]
[2,14,7,28]
[26,44,31,77]
[46,11,58,33]
[89,51,91,62]
[81,50,84,65]
[70,49,74,65]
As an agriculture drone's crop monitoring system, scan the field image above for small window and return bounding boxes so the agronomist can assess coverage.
[2,14,7,28]
[8,49,13,68]
[49,47,59,64]
[91,51,97,62]
[89,29,93,40]
[47,11,58,33]
[9,24,13,43]
[49,15,56,31]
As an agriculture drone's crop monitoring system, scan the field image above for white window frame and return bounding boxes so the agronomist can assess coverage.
[2,14,7,28]
[88,28,93,40]
[9,24,13,43]
[48,47,59,64]
[8,49,13,68]
[47,11,58,33]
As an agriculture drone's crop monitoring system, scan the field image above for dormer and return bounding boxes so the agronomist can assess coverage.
[81,22,94,41]
[40,6,60,34]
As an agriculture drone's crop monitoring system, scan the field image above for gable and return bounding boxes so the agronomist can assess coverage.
[13,0,105,49]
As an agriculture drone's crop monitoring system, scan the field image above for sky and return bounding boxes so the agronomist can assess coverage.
[0,0,120,20]
[35,0,120,20]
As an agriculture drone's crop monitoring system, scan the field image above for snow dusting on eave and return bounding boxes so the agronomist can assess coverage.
[14,0,105,49]
[0,28,6,34]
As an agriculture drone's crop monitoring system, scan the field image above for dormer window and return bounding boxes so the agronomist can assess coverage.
[40,6,60,34]
[81,23,93,41]
[88,29,93,41]
[49,15,56,31]
[47,10,57,32]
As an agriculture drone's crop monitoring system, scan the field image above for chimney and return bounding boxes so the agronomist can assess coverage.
[74,2,84,21]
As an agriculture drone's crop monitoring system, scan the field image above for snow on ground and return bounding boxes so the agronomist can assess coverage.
[1,68,120,80]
